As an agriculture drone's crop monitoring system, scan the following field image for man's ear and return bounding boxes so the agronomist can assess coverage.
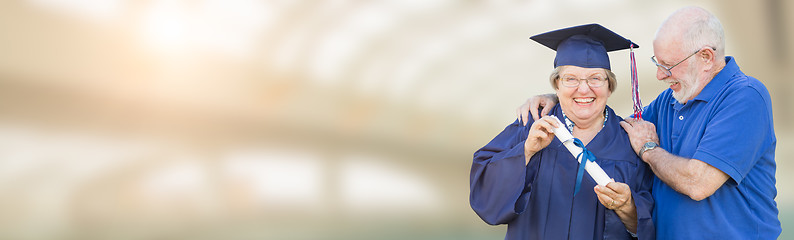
[699,47,716,69]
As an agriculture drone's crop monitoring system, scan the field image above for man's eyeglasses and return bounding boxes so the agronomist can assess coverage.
[651,47,716,77]
[559,74,607,88]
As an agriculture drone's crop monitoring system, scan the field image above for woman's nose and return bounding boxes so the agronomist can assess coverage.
[576,81,591,93]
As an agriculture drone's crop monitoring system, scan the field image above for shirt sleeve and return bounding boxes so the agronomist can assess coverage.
[691,86,772,184]
[469,119,539,225]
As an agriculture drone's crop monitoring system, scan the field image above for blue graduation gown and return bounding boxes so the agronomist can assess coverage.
[470,104,655,240]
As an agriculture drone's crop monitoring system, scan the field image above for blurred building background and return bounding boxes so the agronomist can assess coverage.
[0,0,791,239]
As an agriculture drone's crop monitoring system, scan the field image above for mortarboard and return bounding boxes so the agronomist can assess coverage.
[530,24,638,70]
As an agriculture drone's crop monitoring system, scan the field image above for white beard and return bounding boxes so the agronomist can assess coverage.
[672,85,696,104]
[672,68,705,104]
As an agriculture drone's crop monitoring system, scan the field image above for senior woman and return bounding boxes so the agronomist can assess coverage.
[470,24,654,240]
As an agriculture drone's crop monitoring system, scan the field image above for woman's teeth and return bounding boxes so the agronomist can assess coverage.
[574,98,594,103]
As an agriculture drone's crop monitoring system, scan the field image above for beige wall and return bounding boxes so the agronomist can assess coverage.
[0,0,790,239]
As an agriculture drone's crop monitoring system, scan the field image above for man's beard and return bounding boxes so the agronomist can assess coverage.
[672,68,703,104]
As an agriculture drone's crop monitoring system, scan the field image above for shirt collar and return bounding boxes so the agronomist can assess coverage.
[668,56,740,106]
[692,56,739,102]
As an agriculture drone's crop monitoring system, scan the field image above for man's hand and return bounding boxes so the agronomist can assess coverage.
[619,118,660,159]
[516,93,559,126]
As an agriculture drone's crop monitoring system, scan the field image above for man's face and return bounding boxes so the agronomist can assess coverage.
[653,40,706,104]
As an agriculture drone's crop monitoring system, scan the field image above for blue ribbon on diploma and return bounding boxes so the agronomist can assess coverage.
[572,138,596,196]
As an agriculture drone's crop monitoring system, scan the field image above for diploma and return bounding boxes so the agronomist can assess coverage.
[550,117,613,186]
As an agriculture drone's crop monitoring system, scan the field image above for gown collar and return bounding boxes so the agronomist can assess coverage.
[560,108,608,133]
[552,104,628,161]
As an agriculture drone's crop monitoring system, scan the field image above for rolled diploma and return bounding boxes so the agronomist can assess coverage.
[550,117,613,186]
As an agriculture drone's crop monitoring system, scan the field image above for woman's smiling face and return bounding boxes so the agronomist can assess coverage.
[555,65,612,124]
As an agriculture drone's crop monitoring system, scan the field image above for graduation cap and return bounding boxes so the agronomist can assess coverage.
[530,24,638,70]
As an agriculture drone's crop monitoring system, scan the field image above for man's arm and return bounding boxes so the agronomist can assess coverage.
[640,147,729,201]
[619,118,729,201]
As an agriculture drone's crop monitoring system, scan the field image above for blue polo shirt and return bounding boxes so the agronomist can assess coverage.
[641,57,780,239]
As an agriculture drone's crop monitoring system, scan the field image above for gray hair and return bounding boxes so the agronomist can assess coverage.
[682,8,725,58]
[661,7,726,59]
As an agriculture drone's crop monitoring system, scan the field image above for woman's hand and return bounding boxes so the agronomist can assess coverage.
[524,116,559,164]
[595,181,637,233]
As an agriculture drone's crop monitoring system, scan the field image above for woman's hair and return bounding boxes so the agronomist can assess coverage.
[548,66,617,93]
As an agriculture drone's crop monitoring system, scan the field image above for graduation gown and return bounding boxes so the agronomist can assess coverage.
[470,104,655,240]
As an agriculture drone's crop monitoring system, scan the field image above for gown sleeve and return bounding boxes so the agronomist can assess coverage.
[631,160,656,239]
[469,119,541,225]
